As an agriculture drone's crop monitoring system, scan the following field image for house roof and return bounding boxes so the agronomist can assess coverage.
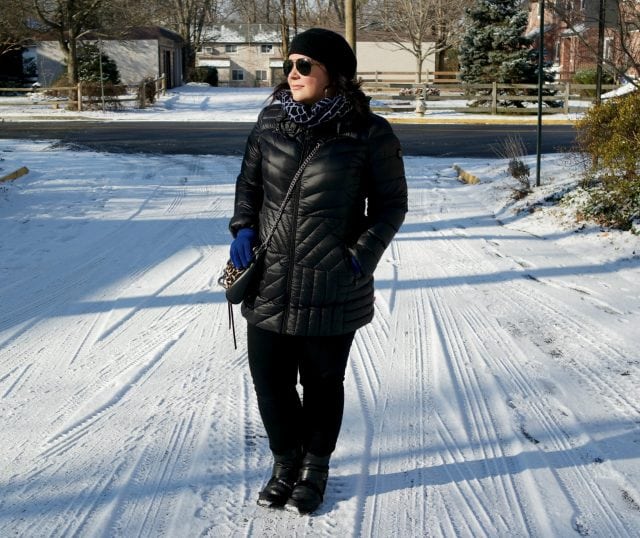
[32,26,183,44]
[202,24,435,45]
[203,24,282,43]
[119,27,183,43]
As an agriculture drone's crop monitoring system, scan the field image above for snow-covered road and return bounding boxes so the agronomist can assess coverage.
[0,141,638,537]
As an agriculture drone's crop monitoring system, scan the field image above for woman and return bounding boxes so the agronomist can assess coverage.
[228,27,407,514]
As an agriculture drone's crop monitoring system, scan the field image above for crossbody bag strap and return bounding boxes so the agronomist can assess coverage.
[255,141,323,255]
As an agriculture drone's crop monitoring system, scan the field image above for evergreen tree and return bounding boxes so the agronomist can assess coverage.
[77,43,121,84]
[458,0,537,85]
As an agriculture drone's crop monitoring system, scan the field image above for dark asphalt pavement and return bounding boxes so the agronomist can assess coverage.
[0,121,577,157]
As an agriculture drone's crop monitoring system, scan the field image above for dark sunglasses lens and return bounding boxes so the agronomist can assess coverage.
[283,59,313,76]
[296,59,312,76]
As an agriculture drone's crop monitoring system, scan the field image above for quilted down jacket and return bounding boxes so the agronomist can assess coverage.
[229,104,407,336]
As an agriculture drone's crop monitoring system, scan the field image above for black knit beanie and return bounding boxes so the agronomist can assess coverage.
[289,28,357,80]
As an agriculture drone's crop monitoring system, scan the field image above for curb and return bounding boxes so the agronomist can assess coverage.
[1,115,102,122]
[453,165,480,185]
[387,116,578,125]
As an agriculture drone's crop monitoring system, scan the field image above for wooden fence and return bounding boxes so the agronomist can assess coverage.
[359,71,460,84]
[0,75,167,111]
[363,79,620,115]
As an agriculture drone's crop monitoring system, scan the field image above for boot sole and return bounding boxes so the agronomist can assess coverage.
[284,500,316,515]
[257,499,286,509]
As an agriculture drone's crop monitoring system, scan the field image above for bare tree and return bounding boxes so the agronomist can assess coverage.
[33,0,108,85]
[1,0,32,57]
[153,0,226,70]
[373,0,469,82]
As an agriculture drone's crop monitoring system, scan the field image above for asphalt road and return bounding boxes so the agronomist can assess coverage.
[0,121,577,157]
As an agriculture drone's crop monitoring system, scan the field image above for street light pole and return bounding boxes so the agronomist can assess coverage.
[535,0,545,188]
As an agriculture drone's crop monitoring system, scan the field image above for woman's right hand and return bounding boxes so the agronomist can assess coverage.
[230,228,256,269]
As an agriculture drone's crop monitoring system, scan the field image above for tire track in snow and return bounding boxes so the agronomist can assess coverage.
[198,360,257,536]
[433,197,638,419]
[348,311,390,536]
[426,286,534,536]
[382,174,546,536]
[41,332,184,458]
[96,252,204,342]
[9,304,228,536]
[95,411,197,537]
[41,304,200,444]
[359,236,433,537]
[1,362,32,399]
[503,282,639,417]
[460,304,635,537]
[413,178,638,536]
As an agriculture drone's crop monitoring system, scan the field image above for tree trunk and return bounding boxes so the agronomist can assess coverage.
[67,27,78,85]
[345,0,356,56]
[280,0,289,59]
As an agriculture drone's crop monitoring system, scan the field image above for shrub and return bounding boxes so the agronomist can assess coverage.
[136,77,157,106]
[494,134,532,198]
[576,91,640,229]
[80,81,126,110]
[189,66,218,86]
[572,68,614,97]
[578,180,640,230]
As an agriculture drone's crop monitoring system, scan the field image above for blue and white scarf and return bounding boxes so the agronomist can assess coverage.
[277,90,352,128]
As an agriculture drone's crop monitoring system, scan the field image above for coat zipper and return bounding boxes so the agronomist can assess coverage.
[280,136,328,332]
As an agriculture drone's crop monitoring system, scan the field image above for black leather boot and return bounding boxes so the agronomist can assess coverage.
[285,452,330,515]
[257,448,302,508]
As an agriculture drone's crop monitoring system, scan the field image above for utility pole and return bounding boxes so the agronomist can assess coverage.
[595,0,607,104]
[345,0,356,57]
[535,0,545,188]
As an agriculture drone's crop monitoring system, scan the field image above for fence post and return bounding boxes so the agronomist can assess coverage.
[77,82,82,112]
[161,74,167,94]
[564,82,570,115]
[139,82,146,109]
[491,82,497,114]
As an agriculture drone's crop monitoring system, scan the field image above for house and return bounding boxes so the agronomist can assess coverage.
[197,24,282,87]
[525,0,634,81]
[196,24,437,87]
[25,26,184,88]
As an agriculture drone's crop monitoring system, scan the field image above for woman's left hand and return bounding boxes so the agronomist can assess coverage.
[230,228,257,269]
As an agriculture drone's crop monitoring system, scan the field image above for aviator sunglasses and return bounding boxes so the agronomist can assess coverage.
[282,58,320,77]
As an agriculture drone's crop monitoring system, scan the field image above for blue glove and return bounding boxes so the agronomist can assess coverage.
[230,228,256,269]
[351,256,363,277]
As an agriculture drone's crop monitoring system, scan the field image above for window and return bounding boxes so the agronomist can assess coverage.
[232,69,244,81]
[260,44,273,54]
[203,46,214,54]
[255,70,268,81]
[225,44,238,53]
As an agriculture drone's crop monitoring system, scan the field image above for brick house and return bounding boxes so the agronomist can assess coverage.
[525,0,639,81]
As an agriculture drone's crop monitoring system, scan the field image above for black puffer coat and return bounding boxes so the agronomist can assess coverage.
[230,104,407,336]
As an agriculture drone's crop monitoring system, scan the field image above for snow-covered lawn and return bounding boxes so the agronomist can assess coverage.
[0,135,638,536]
[0,83,584,123]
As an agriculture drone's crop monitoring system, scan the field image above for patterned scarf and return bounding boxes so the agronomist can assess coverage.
[277,90,352,128]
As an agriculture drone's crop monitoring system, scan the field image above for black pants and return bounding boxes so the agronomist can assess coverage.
[247,323,356,457]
